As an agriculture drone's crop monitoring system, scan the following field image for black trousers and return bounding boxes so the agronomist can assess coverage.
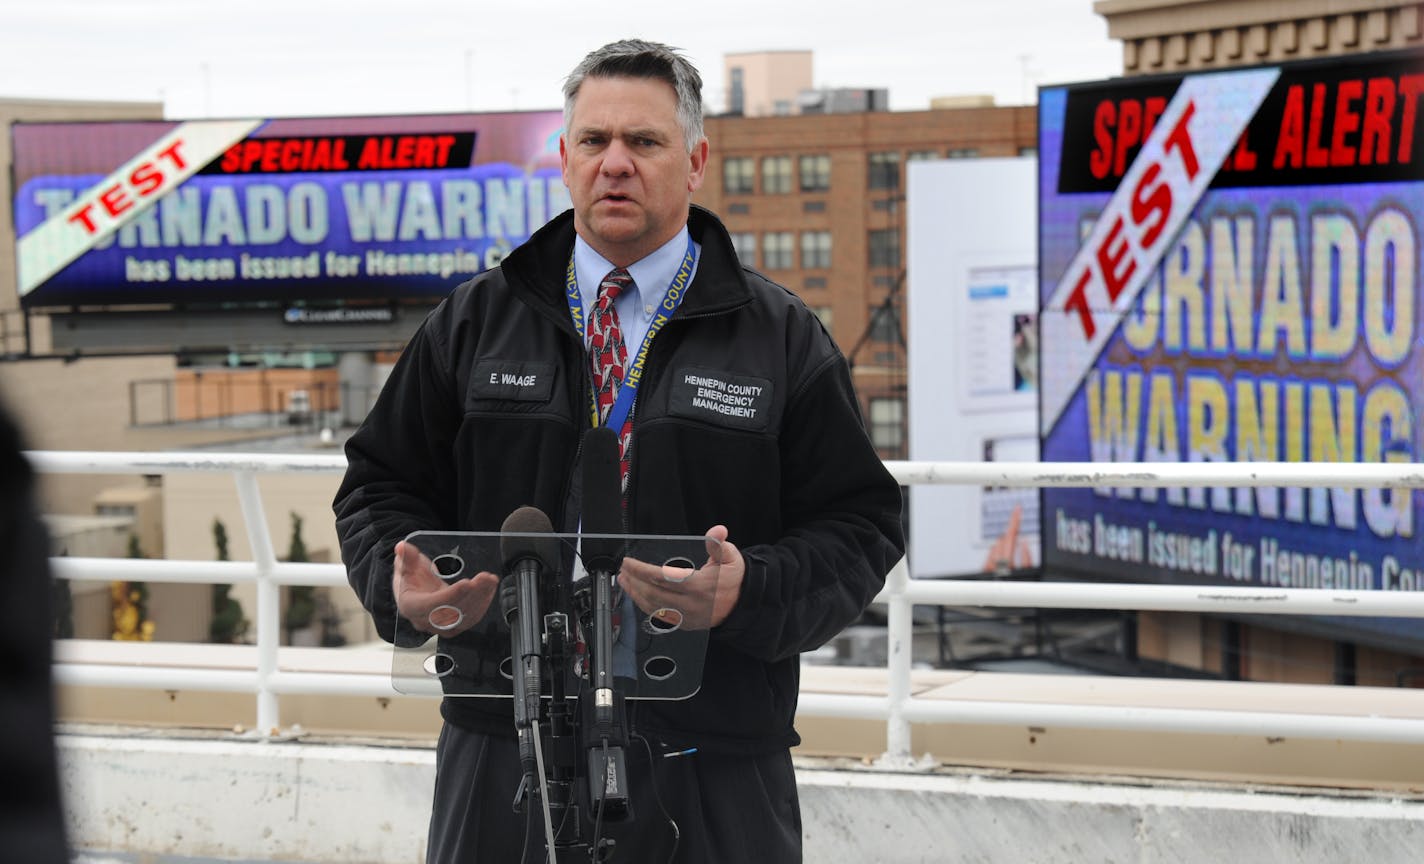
[427,722,802,863]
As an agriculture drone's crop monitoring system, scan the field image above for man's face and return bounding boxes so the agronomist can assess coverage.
[561,75,707,267]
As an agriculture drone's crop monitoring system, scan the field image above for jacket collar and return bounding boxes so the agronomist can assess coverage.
[501,205,754,322]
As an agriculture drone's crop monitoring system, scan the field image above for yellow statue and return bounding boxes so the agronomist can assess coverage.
[111,581,154,641]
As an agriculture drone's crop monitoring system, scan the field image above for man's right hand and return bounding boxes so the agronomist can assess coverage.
[393,540,499,636]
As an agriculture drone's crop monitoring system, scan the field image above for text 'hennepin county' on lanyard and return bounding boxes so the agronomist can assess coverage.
[564,237,696,430]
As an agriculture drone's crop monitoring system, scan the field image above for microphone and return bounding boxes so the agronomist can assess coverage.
[581,426,623,733]
[579,427,632,821]
[500,505,558,777]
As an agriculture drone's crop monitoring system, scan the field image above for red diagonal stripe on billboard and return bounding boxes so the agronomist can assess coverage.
[16,119,265,298]
[1040,68,1280,437]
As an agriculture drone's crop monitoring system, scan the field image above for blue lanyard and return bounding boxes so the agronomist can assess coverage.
[564,236,696,430]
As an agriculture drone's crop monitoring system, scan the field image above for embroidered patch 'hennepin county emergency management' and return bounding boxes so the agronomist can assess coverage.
[669,367,773,431]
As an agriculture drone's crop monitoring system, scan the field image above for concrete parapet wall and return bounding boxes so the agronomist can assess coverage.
[59,729,1424,864]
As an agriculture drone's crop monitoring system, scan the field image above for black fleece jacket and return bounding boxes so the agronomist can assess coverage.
[334,205,904,754]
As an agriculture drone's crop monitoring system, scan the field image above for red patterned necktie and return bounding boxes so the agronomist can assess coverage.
[590,268,634,487]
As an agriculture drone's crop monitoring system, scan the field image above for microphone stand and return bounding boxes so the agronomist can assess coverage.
[502,421,634,862]
[412,493,712,862]
[579,562,631,862]
[500,507,579,862]
[541,567,584,858]
[511,570,542,781]
[403,509,719,862]
[503,504,618,863]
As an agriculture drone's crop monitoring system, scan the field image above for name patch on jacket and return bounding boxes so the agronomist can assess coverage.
[669,367,772,431]
[471,360,555,402]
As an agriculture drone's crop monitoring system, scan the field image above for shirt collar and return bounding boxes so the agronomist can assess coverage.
[573,226,692,309]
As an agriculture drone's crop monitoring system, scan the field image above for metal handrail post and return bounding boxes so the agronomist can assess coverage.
[234,470,280,735]
[881,556,914,765]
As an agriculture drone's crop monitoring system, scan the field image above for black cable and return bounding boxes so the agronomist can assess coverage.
[573,611,600,861]
[632,732,680,864]
[553,783,576,840]
[519,775,533,864]
[591,741,608,860]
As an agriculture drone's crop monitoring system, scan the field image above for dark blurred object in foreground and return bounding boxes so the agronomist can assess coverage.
[0,394,69,863]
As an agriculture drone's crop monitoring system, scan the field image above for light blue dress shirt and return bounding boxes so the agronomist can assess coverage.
[571,227,701,353]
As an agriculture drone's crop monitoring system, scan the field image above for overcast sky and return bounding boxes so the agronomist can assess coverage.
[1,0,1122,119]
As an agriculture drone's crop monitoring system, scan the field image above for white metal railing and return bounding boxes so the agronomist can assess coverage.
[29,451,1424,758]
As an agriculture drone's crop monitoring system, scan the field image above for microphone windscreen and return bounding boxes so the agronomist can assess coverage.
[500,505,558,571]
[581,426,624,564]
[582,426,622,534]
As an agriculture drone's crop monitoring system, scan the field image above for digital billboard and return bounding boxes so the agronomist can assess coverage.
[1037,51,1423,646]
[12,111,567,307]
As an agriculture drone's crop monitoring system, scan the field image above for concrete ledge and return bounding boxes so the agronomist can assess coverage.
[796,664,1424,791]
[798,767,1424,863]
[55,641,1424,790]
[59,728,1424,864]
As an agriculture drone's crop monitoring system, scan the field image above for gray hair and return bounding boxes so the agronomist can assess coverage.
[562,39,705,152]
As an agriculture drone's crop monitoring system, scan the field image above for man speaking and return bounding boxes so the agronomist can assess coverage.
[335,38,904,862]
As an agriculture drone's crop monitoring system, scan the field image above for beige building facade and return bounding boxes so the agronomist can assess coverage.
[1097,0,1422,73]
[722,50,814,117]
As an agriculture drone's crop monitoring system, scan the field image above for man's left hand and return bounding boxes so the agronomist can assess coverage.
[618,524,744,629]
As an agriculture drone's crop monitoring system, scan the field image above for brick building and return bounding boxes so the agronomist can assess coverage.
[694,105,1038,457]
[691,0,1422,459]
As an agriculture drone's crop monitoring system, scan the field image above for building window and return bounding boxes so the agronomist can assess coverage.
[869,397,905,453]
[868,229,901,269]
[868,151,900,190]
[800,231,832,269]
[799,154,831,192]
[729,232,757,267]
[947,147,979,159]
[907,150,939,163]
[761,155,792,194]
[762,232,795,269]
[723,157,755,195]
[1018,146,1038,157]
[811,305,834,333]
[728,67,745,115]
